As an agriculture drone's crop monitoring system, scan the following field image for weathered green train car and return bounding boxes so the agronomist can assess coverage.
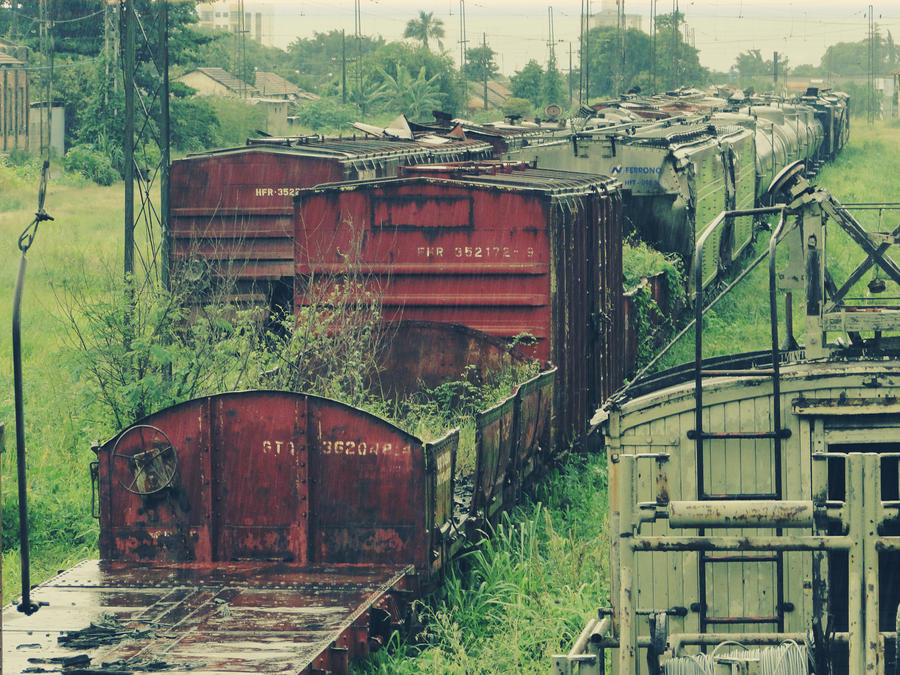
[554,167,900,674]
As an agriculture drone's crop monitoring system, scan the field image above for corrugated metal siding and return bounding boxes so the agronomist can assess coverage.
[168,141,491,304]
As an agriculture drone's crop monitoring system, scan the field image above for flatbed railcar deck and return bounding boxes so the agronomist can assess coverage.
[4,561,413,674]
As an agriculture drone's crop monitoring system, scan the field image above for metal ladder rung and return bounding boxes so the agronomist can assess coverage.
[703,553,779,563]
[705,616,779,625]
[688,429,791,440]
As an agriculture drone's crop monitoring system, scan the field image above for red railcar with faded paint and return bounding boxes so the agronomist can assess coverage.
[168,137,493,309]
[294,162,624,443]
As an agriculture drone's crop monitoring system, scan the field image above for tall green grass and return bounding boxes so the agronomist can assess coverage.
[0,160,125,602]
[357,455,609,674]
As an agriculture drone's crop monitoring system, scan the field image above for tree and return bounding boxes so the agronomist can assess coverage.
[287,30,384,94]
[733,49,788,87]
[377,66,444,119]
[502,97,532,119]
[511,60,544,108]
[403,10,445,51]
[582,26,653,98]
[369,42,464,115]
[464,44,498,84]
[464,43,499,110]
[542,57,566,108]
[652,12,707,91]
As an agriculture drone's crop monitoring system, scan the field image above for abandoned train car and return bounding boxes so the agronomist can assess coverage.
[553,166,900,674]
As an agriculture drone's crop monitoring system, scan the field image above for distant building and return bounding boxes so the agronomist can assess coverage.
[196,2,266,43]
[1,51,29,152]
[254,71,319,102]
[178,67,258,98]
[592,0,642,31]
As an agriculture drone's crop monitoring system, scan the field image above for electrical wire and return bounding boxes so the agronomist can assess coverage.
[664,641,808,675]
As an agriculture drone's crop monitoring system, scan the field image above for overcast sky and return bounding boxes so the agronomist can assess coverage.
[249,1,900,75]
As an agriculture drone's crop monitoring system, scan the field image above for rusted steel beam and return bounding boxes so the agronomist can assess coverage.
[632,535,851,552]
[667,500,815,528]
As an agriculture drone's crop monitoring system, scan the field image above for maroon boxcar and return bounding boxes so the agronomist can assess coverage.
[168,137,493,309]
[294,163,624,442]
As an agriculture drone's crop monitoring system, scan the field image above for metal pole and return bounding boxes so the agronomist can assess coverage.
[585,0,590,98]
[341,29,347,104]
[123,0,135,278]
[12,254,38,616]
[159,0,170,290]
[482,33,488,110]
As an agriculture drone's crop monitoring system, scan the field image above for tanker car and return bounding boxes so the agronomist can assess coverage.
[553,166,900,674]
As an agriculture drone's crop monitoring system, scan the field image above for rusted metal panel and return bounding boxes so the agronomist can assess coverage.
[295,166,623,441]
[370,320,532,399]
[306,397,432,569]
[2,559,413,674]
[97,391,456,575]
[470,368,556,521]
[168,139,492,307]
[512,369,555,489]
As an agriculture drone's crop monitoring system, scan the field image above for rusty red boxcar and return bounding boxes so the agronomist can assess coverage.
[168,137,493,310]
[294,163,624,442]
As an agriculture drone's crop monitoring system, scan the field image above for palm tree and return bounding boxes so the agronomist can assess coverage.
[403,11,445,51]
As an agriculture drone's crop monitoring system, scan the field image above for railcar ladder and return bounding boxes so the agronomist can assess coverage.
[688,207,792,634]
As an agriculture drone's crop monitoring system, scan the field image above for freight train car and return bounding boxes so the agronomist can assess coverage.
[553,167,900,674]
[506,89,848,291]
[3,324,555,674]
[168,135,493,310]
[294,162,624,444]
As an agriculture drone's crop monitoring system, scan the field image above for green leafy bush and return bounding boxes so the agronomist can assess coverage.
[62,144,119,186]
[294,97,359,133]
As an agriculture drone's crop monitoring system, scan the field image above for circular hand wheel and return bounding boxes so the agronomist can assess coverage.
[112,425,178,495]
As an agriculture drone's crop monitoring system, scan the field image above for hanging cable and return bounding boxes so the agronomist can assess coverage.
[12,0,55,617]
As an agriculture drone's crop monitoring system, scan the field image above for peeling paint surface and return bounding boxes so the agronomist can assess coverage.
[3,559,412,674]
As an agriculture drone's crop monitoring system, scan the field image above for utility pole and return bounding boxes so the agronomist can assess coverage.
[354,0,362,94]
[482,32,488,110]
[868,4,876,124]
[123,0,135,278]
[616,0,625,95]
[121,0,171,284]
[159,0,170,289]
[671,0,678,88]
[773,51,778,86]
[579,0,584,103]
[650,0,656,92]
[103,0,120,99]
[547,6,556,63]
[582,0,590,101]
[341,29,347,104]
[569,41,573,104]
[459,0,467,72]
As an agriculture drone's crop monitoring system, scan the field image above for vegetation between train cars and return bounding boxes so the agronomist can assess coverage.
[2,120,893,674]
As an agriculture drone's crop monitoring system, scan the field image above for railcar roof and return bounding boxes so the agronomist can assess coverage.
[177,138,466,162]
[301,167,619,197]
